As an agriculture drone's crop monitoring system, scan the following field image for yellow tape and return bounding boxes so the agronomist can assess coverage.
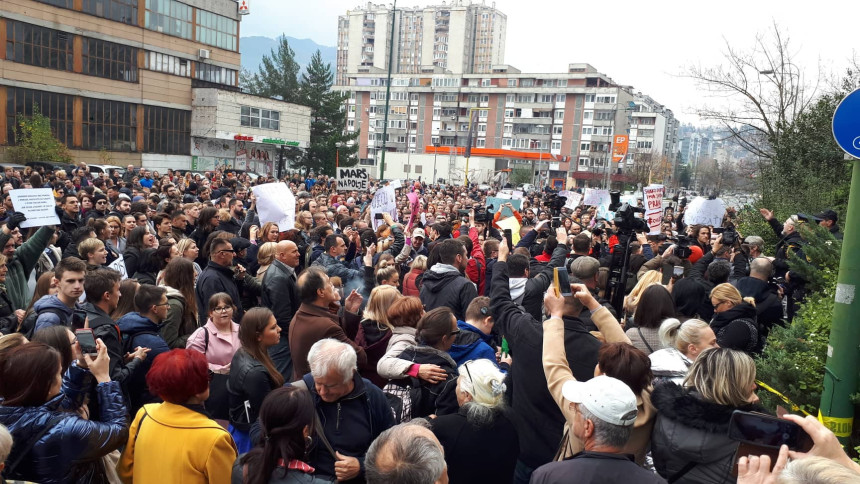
[755,380,812,417]
[818,410,853,437]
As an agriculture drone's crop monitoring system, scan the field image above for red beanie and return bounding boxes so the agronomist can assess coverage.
[688,245,704,264]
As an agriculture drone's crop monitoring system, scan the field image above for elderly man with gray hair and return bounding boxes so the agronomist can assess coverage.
[293,338,394,483]
[530,376,666,484]
[733,257,785,335]
[365,419,448,484]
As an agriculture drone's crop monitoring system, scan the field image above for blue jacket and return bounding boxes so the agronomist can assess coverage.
[117,312,170,412]
[298,371,394,482]
[33,294,82,333]
[0,367,128,483]
[448,320,498,367]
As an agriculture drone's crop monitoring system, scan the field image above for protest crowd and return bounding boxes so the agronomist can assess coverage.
[0,162,856,484]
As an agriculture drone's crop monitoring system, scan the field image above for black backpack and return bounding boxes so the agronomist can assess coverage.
[122,330,160,355]
[19,307,68,339]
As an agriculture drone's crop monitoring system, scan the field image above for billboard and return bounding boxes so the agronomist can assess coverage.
[611,135,629,163]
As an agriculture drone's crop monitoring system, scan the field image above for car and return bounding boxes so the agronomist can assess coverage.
[88,164,126,177]
[26,161,75,174]
[516,183,535,193]
[0,163,28,173]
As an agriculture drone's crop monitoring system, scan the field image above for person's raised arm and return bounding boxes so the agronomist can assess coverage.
[572,283,629,344]
[542,286,575,413]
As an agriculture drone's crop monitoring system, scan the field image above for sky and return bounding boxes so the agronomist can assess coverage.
[240,0,857,125]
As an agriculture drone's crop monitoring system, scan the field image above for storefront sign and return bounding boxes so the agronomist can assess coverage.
[220,132,304,147]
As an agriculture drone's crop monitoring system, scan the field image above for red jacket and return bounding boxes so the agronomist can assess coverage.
[402,268,423,297]
[464,227,487,295]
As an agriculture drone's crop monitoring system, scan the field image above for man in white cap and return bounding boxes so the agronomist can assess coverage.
[410,227,428,258]
[530,374,666,483]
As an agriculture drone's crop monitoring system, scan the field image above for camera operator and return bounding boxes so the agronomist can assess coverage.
[637,241,693,285]
[759,208,807,322]
[732,257,785,337]
[687,235,733,294]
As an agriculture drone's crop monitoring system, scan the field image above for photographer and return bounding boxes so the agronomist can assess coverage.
[759,209,807,322]
[732,257,785,336]
[687,235,733,294]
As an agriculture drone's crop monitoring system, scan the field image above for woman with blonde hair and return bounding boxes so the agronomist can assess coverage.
[430,358,519,483]
[402,255,426,297]
[356,285,401,387]
[649,318,718,384]
[624,270,662,317]
[105,215,126,254]
[651,348,763,483]
[709,283,761,354]
[254,242,278,282]
[375,259,400,287]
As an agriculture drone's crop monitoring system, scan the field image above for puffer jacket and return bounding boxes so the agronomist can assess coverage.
[651,382,764,484]
[227,348,278,432]
[710,302,762,354]
[355,320,392,388]
[0,371,128,483]
[32,294,79,333]
[419,265,477,320]
[734,276,784,333]
[448,320,499,368]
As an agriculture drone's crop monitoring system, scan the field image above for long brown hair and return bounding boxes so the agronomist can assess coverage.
[162,258,199,335]
[238,308,285,387]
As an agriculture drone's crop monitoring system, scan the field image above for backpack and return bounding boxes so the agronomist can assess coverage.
[19,307,68,339]
[122,330,160,355]
[382,380,414,424]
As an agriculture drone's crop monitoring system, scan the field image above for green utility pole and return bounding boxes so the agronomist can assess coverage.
[379,0,397,180]
[820,88,860,443]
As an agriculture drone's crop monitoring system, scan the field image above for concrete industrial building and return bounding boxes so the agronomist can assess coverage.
[340,63,678,188]
[336,1,506,86]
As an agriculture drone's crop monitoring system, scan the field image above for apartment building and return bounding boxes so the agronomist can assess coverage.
[336,1,506,86]
[0,0,243,168]
[340,63,680,188]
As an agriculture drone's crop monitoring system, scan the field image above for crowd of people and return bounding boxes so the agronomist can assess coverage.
[0,163,855,484]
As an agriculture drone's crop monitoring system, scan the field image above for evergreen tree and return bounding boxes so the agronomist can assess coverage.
[297,50,359,176]
[7,106,73,164]
[243,37,301,104]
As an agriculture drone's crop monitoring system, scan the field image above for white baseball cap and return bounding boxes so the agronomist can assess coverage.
[412,228,426,239]
[561,375,638,427]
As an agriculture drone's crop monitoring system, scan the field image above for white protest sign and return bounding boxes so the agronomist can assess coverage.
[107,254,128,280]
[511,190,524,200]
[389,179,402,189]
[336,167,369,191]
[583,188,610,208]
[559,191,583,211]
[253,183,296,230]
[370,186,398,230]
[683,197,727,227]
[9,188,61,228]
[643,185,664,234]
[496,192,512,200]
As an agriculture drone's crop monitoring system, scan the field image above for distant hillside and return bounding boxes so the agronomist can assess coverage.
[240,35,337,74]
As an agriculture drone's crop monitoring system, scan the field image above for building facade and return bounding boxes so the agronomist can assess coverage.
[190,88,311,175]
[336,1,506,86]
[0,0,243,167]
[340,63,677,188]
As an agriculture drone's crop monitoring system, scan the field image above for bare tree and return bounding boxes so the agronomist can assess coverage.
[628,151,673,187]
[687,22,819,162]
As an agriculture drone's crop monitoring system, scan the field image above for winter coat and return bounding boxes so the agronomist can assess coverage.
[376,326,419,380]
[531,451,668,484]
[519,244,568,321]
[419,265,477,321]
[388,345,460,419]
[228,348,279,433]
[123,245,144,278]
[0,225,54,310]
[32,294,80,333]
[651,382,765,484]
[288,302,366,381]
[85,302,143,402]
[734,276,784,332]
[625,326,663,355]
[196,261,243,326]
[159,286,196,349]
[0,372,128,483]
[0,287,18,334]
[462,227,488,295]
[118,402,237,484]
[262,259,300,328]
[710,302,762,353]
[401,268,423,297]
[430,406,519,484]
[296,371,394,482]
[649,348,692,385]
[117,312,171,412]
[448,320,501,368]
[355,320,393,388]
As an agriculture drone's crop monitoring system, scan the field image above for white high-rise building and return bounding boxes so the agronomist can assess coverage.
[336,1,507,85]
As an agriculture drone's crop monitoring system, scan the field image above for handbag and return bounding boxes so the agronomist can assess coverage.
[203,329,231,420]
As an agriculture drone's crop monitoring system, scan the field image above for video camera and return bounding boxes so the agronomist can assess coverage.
[713,224,738,246]
[608,191,648,234]
[669,235,693,259]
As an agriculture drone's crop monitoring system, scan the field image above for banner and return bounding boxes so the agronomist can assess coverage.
[683,197,727,227]
[612,135,629,164]
[559,191,583,211]
[583,188,610,208]
[252,183,296,230]
[336,167,369,191]
[486,197,522,217]
[9,188,61,228]
[643,184,664,234]
[370,186,398,230]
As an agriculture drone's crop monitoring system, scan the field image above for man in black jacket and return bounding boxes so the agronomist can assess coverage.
[491,236,601,484]
[760,208,808,321]
[263,240,302,381]
[195,238,246,326]
[420,238,476,320]
[506,227,569,321]
[733,257,784,334]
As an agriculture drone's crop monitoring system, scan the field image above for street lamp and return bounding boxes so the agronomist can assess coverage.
[533,124,545,187]
[432,141,440,186]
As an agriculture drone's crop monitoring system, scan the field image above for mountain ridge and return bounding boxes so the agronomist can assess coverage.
[240,35,337,74]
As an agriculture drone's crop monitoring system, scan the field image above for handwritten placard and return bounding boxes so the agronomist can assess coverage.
[9,188,61,228]
[253,183,296,230]
[370,186,398,230]
[336,167,369,191]
[559,191,583,211]
[683,197,726,227]
[643,185,664,234]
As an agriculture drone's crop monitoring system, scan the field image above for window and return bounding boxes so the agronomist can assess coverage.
[482,79,491,87]
[596,95,616,103]
[5,21,73,72]
[596,111,613,120]
[143,106,190,155]
[476,138,486,148]
[552,126,563,135]
[555,110,564,120]
[507,79,518,87]
[5,88,74,148]
[580,142,589,151]
[520,79,534,87]
[503,124,513,134]
[556,94,566,103]
[82,0,137,24]
[579,157,589,166]
[516,94,533,103]
[145,0,192,39]
[539,94,553,103]
[637,141,653,149]
[195,63,237,86]
[502,138,513,148]
[477,123,486,132]
[504,109,514,118]
[82,38,139,82]
[347,119,355,128]
[583,111,593,120]
[480,95,489,103]
[144,51,190,77]
[585,94,595,103]
[196,10,238,51]
[582,127,593,135]
[506,94,515,103]
[240,106,280,130]
[81,98,137,151]
[551,141,561,151]
[558,80,568,87]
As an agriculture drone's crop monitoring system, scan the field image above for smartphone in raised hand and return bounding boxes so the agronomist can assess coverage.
[553,267,572,297]
[75,328,97,356]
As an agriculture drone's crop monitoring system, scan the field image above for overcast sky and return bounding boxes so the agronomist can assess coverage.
[241,0,856,124]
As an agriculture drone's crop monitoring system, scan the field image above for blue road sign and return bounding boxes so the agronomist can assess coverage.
[833,88,860,158]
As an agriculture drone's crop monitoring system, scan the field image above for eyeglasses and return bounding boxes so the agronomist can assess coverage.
[96,200,107,205]
[154,302,170,307]
[217,250,235,255]
[213,306,233,313]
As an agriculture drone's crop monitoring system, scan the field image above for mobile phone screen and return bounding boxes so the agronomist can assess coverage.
[75,329,97,355]
[673,265,684,277]
[728,410,813,452]
[72,309,87,330]
[503,229,513,251]
[553,268,572,297]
